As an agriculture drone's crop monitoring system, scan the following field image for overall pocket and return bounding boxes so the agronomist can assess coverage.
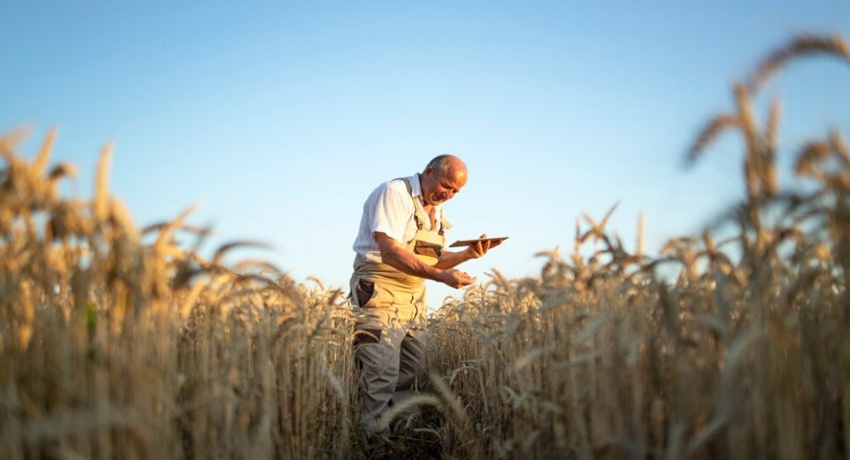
[413,240,442,259]
[354,279,376,307]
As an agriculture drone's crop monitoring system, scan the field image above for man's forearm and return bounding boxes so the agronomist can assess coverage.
[380,245,444,281]
[434,250,472,270]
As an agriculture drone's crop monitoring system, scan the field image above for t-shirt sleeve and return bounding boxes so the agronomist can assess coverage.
[368,182,411,243]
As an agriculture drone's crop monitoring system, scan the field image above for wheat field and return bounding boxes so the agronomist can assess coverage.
[2,33,849,459]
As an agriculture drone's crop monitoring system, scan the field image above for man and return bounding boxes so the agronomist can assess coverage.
[349,154,500,453]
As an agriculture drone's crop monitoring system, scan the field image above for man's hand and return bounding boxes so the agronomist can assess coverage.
[438,269,477,288]
[463,233,503,260]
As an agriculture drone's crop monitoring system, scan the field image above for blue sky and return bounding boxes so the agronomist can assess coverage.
[3,1,849,308]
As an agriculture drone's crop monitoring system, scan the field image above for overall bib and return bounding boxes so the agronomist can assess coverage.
[349,178,449,436]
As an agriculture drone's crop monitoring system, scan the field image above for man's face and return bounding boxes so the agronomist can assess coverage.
[421,165,467,206]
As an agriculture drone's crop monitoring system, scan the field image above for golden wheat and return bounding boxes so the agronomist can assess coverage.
[2,31,849,460]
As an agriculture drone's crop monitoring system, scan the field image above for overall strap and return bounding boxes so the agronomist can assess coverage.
[401,177,452,235]
[401,177,430,231]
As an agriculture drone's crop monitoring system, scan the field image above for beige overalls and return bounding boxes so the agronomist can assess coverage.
[349,177,450,436]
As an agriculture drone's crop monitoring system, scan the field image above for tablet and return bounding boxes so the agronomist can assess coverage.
[448,236,509,248]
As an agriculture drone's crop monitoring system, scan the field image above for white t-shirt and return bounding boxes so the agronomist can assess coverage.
[352,173,445,263]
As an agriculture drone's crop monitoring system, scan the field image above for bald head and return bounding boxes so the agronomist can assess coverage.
[424,154,467,182]
[420,154,468,206]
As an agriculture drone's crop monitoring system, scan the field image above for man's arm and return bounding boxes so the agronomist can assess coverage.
[375,232,476,289]
[435,234,502,269]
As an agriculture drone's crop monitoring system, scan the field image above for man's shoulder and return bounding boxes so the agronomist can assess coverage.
[375,177,413,196]
[368,177,415,223]
[365,178,411,211]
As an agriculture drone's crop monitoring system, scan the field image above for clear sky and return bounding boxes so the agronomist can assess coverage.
[3,1,849,309]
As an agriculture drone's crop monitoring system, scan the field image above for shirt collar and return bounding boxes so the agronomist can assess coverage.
[409,173,424,198]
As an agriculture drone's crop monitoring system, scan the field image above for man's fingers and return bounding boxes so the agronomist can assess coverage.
[445,269,476,288]
[474,240,490,257]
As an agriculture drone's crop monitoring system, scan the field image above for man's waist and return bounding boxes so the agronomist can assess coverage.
[352,254,425,287]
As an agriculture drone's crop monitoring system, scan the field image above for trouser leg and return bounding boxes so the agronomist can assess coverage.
[356,323,407,435]
[392,310,427,425]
